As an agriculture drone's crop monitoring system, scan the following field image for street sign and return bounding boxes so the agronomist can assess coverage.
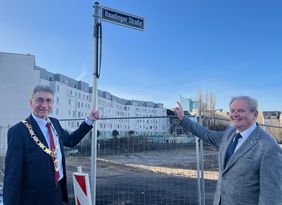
[100,6,144,31]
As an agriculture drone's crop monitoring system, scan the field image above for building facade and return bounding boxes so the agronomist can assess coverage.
[0,52,168,145]
[179,95,199,115]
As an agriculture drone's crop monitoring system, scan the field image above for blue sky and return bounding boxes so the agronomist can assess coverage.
[1,0,282,111]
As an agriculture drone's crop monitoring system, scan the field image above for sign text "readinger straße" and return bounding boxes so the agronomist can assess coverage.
[101,7,144,31]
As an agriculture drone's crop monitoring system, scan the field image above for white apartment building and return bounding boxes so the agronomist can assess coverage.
[97,92,167,138]
[40,70,167,138]
[0,52,168,149]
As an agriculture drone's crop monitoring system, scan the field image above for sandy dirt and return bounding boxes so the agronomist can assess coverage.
[66,149,218,205]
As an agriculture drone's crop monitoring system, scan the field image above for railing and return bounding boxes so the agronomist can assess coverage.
[0,116,281,205]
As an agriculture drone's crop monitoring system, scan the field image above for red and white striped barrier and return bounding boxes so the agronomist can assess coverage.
[73,166,92,205]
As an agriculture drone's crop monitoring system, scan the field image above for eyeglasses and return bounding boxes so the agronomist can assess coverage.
[34,97,53,104]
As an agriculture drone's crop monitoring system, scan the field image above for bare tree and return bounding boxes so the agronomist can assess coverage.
[196,89,216,116]
[197,89,205,116]
[209,91,216,114]
[196,89,218,128]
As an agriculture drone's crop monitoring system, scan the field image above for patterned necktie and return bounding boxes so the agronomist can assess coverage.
[225,133,242,168]
[46,122,60,183]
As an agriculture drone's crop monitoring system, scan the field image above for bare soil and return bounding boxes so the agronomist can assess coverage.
[65,149,218,205]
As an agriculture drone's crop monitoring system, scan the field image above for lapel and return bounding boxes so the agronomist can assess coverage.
[28,115,49,148]
[222,126,260,174]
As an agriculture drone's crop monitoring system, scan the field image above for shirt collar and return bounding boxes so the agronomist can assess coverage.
[32,113,50,127]
[237,123,257,139]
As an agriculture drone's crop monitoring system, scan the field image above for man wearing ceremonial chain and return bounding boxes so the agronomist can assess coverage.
[4,85,99,205]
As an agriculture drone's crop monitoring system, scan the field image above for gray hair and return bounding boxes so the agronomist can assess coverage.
[229,96,258,112]
[30,85,54,98]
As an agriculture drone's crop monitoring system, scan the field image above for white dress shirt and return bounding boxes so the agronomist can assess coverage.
[235,122,257,152]
[32,113,63,181]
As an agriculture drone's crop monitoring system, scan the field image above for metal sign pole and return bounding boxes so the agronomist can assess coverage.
[91,2,101,205]
[90,3,143,204]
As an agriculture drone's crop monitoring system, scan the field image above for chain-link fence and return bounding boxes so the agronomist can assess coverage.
[0,116,281,205]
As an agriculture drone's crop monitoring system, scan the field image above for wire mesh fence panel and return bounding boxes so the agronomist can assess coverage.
[1,116,281,205]
[63,115,282,205]
[64,116,219,205]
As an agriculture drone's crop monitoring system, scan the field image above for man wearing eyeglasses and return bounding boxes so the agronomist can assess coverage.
[3,85,99,205]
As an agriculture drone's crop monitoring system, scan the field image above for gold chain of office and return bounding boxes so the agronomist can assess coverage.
[22,120,56,158]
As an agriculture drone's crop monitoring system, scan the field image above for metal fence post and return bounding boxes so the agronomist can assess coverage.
[196,114,206,205]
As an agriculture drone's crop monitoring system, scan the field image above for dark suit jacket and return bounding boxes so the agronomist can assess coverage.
[3,115,93,205]
[181,116,282,205]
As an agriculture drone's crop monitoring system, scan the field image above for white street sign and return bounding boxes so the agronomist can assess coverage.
[101,6,144,31]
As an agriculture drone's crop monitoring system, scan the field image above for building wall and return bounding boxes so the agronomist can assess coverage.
[179,95,193,112]
[179,95,199,115]
[39,79,92,131]
[0,125,9,156]
[0,52,40,126]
